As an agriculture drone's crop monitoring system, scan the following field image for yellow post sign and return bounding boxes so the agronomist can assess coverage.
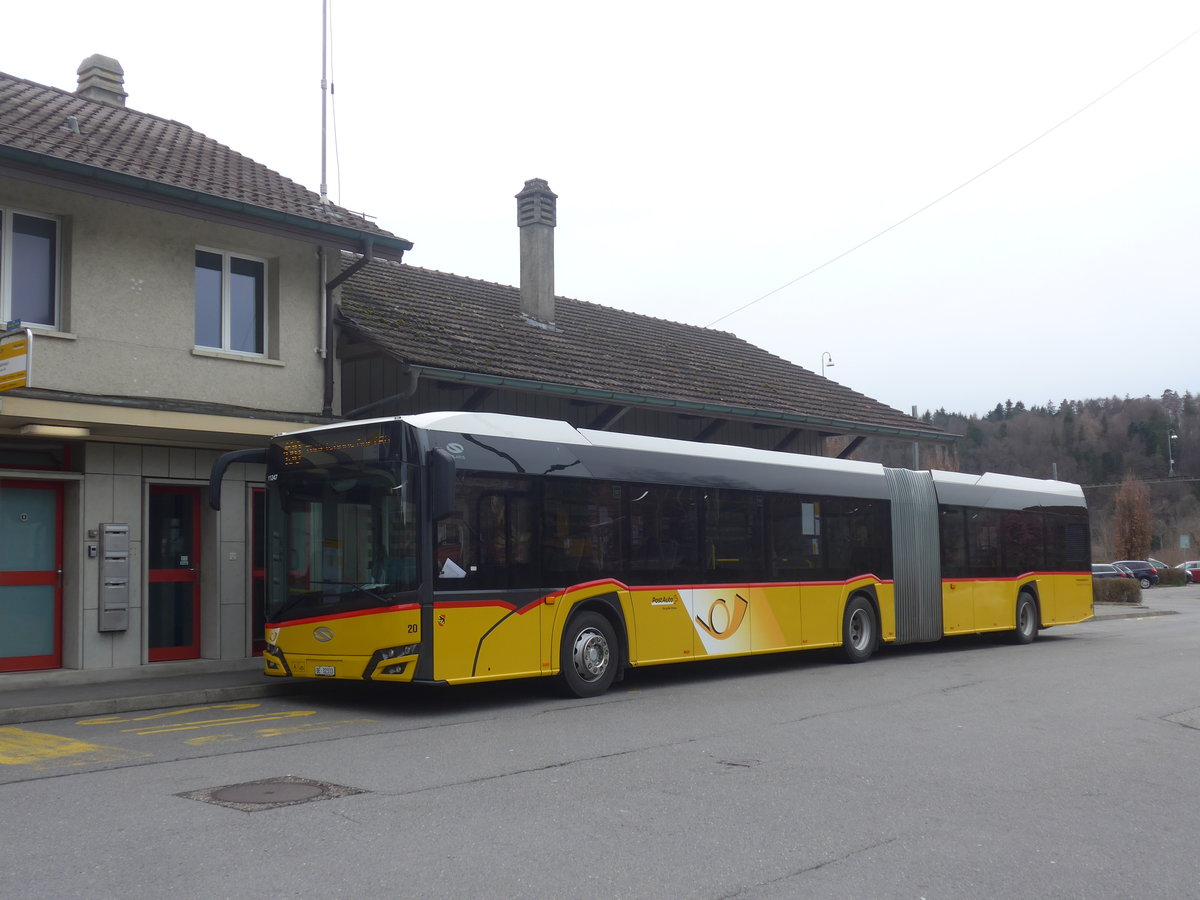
[0,328,32,392]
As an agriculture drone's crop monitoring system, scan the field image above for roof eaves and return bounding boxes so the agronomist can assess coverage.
[409,363,955,444]
[0,144,413,259]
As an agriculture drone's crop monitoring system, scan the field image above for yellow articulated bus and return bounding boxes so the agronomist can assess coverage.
[210,411,1093,698]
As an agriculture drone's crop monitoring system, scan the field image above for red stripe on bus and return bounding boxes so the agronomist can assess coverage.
[625,574,890,591]
[268,602,420,629]
[941,571,1088,584]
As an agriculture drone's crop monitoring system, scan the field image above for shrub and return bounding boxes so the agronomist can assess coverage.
[1157,567,1187,587]
[1092,577,1142,603]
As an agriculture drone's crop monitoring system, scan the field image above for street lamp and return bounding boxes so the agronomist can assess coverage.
[821,351,835,378]
[1168,430,1178,477]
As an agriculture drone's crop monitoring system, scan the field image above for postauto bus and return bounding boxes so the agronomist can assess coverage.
[210,411,1093,697]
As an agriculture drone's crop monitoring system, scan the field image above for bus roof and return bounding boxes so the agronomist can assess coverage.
[279,411,1086,508]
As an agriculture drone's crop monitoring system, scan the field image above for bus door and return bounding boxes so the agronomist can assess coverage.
[939,507,973,634]
[625,484,699,664]
[0,480,63,672]
[433,476,541,681]
[700,488,763,656]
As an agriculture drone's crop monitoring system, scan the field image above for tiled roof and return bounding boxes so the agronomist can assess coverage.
[338,260,945,438]
[0,70,410,251]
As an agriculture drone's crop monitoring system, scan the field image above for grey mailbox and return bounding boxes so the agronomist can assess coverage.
[99,523,130,632]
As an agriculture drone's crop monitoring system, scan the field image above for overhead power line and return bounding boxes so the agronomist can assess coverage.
[705,23,1200,330]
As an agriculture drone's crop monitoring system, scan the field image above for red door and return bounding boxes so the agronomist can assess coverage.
[0,480,63,672]
[147,485,201,661]
[250,487,266,655]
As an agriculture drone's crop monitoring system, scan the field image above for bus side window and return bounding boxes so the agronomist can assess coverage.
[628,485,699,583]
[768,496,821,579]
[1000,510,1044,575]
[478,492,509,568]
[436,517,468,578]
[967,509,1002,577]
[940,507,968,578]
[543,479,624,578]
[473,485,535,588]
[705,489,764,578]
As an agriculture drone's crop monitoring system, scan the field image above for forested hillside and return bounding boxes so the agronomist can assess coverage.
[851,391,1199,562]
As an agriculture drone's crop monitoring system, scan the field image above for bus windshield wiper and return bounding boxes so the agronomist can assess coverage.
[266,593,311,624]
[307,580,392,606]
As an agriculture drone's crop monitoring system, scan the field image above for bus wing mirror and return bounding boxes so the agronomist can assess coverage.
[209,448,269,510]
[429,448,456,520]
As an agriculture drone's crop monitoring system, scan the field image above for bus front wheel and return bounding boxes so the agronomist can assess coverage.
[558,611,618,698]
[1012,592,1039,644]
[841,596,877,663]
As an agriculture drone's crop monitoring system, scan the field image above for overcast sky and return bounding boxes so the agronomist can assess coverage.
[5,1,1198,416]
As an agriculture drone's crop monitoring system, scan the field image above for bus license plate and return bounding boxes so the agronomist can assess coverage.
[314,665,336,677]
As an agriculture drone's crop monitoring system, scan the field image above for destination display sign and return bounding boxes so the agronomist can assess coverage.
[0,327,31,393]
[278,425,393,468]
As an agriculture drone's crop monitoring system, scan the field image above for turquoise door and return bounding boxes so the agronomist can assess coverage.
[0,480,63,672]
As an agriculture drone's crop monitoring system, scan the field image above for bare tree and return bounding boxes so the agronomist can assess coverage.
[1113,473,1152,559]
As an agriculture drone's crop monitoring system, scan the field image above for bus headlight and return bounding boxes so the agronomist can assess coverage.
[262,644,290,676]
[366,644,420,678]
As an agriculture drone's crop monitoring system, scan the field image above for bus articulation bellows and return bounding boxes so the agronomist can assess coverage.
[210,411,1093,698]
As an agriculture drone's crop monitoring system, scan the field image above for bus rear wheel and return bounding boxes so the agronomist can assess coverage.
[558,611,618,698]
[841,595,877,663]
[1012,592,1039,644]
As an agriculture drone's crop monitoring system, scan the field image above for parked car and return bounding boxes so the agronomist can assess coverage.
[1112,560,1159,589]
[1175,561,1200,585]
[1092,563,1127,579]
[1147,558,1170,574]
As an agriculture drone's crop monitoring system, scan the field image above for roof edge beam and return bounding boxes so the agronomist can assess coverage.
[404,364,956,444]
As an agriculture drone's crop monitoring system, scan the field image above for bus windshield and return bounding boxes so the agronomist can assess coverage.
[267,461,419,623]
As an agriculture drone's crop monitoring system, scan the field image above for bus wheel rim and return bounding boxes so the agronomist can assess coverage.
[849,609,869,650]
[572,627,610,681]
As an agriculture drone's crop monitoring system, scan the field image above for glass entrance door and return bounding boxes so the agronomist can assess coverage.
[148,485,201,661]
[0,480,63,672]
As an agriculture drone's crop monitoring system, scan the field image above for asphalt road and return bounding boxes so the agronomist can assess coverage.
[2,591,1199,899]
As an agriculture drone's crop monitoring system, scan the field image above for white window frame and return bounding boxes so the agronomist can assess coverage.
[1,207,61,330]
[194,246,269,357]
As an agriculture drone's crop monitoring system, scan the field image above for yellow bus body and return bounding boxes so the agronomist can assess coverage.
[265,570,1091,687]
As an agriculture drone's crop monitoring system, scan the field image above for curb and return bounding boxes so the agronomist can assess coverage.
[0,680,316,727]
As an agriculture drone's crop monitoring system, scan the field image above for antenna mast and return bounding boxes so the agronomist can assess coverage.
[319,0,329,205]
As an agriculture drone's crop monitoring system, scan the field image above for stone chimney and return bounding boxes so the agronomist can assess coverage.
[75,54,127,107]
[516,178,558,325]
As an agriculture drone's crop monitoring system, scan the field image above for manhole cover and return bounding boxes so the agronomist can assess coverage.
[178,776,365,812]
[213,782,325,804]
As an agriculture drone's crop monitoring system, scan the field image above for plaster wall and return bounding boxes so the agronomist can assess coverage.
[1,176,329,415]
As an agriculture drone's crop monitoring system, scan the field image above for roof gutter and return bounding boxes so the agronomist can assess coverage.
[405,363,956,444]
[0,146,413,260]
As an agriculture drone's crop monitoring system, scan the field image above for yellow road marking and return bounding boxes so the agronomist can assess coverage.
[77,703,262,726]
[123,710,317,735]
[256,717,378,738]
[0,727,149,768]
[183,734,243,746]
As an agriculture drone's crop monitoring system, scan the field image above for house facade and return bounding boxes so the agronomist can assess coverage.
[0,57,409,674]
